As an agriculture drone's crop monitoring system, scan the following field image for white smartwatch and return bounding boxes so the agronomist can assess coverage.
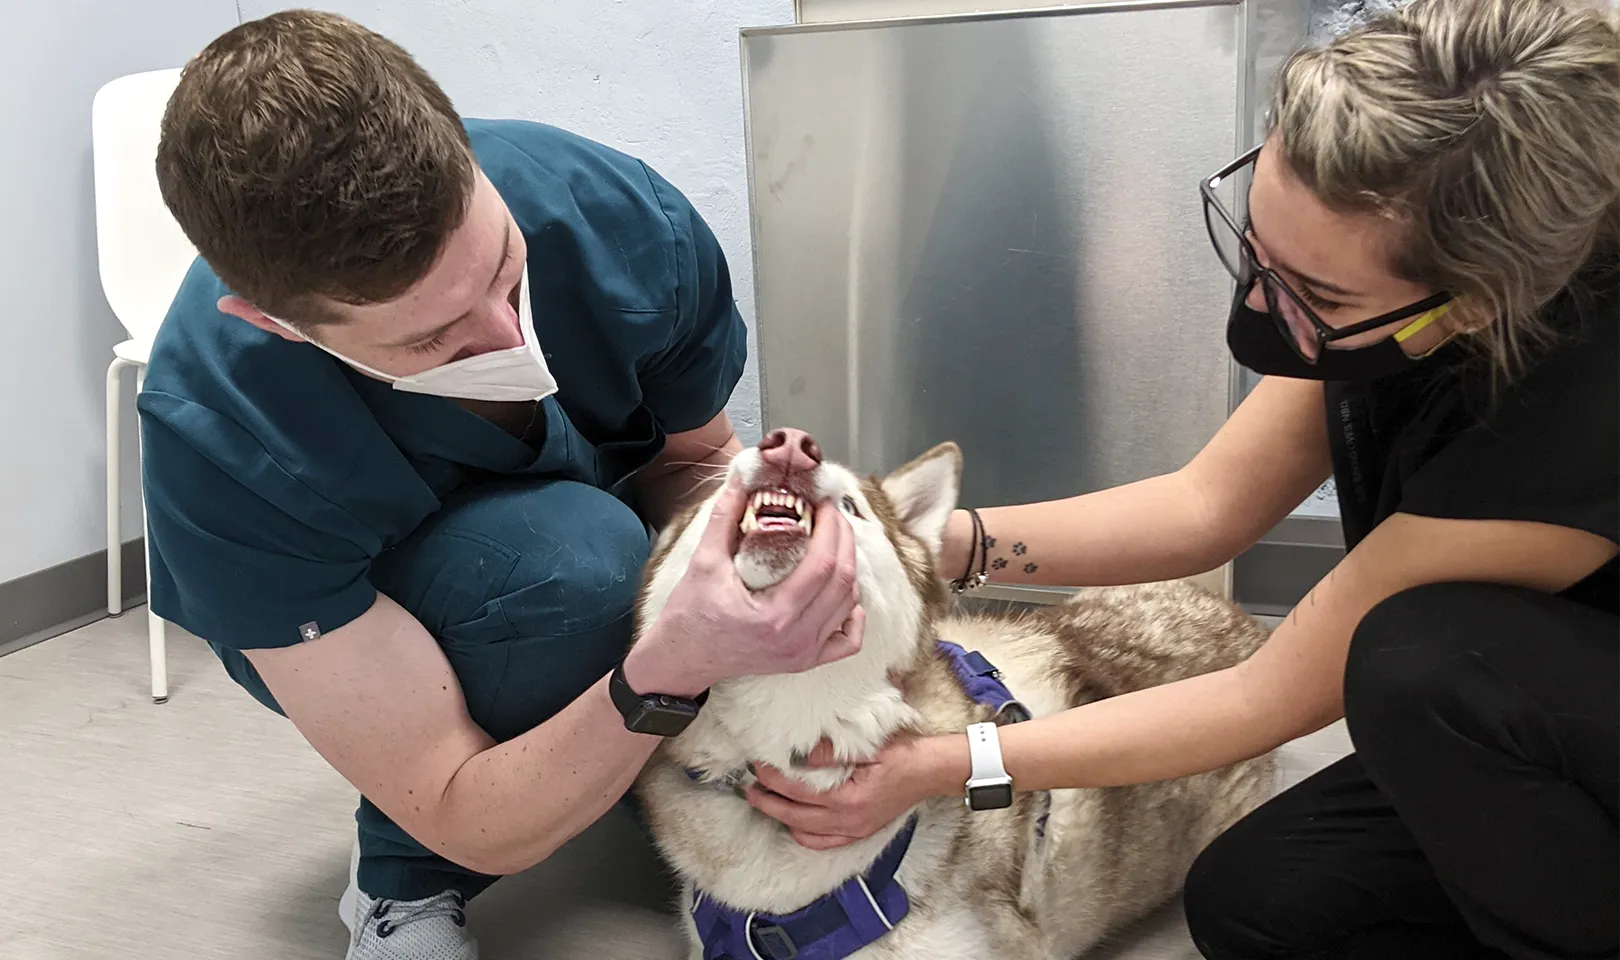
[964,722,1014,810]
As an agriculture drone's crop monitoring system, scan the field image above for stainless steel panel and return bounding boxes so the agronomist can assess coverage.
[742,2,1244,535]
[796,0,1126,24]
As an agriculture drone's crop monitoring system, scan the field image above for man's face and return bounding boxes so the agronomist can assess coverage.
[226,170,529,379]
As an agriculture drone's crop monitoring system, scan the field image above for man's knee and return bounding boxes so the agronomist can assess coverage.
[371,478,651,643]
[481,481,651,640]
[371,479,652,741]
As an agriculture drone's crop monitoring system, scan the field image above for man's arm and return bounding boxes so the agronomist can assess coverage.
[630,161,748,528]
[245,593,660,876]
[632,411,744,529]
[244,474,866,877]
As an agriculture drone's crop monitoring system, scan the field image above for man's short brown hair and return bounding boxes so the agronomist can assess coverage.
[156,9,475,325]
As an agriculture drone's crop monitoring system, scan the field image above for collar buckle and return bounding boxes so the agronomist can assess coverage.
[749,920,799,960]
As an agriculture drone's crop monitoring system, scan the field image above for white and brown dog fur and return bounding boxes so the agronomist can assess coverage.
[633,437,1276,959]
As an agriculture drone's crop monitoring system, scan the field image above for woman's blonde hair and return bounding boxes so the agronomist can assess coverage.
[1269,0,1620,380]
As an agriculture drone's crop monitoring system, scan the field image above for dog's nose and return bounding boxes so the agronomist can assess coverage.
[759,428,822,472]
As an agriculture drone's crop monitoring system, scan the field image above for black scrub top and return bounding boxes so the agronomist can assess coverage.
[1323,259,1618,615]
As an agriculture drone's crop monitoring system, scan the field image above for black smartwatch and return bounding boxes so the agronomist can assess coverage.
[609,659,708,737]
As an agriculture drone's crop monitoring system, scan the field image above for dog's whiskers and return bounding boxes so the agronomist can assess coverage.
[672,472,728,503]
[688,436,740,458]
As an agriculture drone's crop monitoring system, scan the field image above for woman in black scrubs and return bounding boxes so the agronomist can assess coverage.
[743,0,1619,956]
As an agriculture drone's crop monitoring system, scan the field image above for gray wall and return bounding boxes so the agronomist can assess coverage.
[236,0,792,446]
[0,0,239,585]
[2,0,789,592]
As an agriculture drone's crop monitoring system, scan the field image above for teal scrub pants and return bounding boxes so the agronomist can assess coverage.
[357,475,650,901]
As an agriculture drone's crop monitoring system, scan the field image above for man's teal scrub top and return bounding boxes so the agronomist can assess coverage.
[138,118,747,661]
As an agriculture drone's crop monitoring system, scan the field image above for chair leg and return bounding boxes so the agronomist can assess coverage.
[106,356,130,616]
[148,606,168,704]
[135,365,169,705]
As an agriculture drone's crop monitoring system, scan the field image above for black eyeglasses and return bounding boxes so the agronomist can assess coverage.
[1200,145,1454,363]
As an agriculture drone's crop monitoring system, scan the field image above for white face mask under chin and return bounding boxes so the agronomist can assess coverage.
[267,266,559,404]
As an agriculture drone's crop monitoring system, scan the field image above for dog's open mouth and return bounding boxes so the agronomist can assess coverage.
[732,481,821,590]
[741,488,813,538]
[727,444,828,589]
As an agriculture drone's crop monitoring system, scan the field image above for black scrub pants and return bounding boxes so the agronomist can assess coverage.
[1184,581,1618,960]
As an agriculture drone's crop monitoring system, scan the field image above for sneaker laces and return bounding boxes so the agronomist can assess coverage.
[367,891,468,939]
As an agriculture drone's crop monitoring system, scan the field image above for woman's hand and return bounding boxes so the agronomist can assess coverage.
[745,734,964,850]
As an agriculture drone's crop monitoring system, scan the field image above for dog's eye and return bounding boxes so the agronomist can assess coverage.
[840,495,862,518]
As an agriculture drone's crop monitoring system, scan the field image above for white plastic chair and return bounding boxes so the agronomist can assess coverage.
[92,67,196,704]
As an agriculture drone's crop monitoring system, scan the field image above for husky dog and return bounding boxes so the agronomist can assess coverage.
[633,430,1275,960]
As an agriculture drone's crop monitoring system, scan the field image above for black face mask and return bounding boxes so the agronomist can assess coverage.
[1225,288,1434,382]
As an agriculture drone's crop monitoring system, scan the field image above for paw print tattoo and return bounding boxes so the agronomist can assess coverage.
[983,536,997,549]
[1012,542,1028,556]
[991,557,1008,570]
[1023,562,1039,574]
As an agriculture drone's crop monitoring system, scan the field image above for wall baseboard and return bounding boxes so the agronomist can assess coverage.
[0,540,146,656]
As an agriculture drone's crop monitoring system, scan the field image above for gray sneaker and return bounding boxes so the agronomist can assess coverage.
[338,840,478,959]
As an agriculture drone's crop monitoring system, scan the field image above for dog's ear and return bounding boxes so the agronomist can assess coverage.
[880,442,962,555]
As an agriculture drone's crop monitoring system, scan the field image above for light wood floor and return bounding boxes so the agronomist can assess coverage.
[0,609,1350,959]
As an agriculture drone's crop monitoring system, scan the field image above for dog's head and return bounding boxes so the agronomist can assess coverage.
[639,430,964,677]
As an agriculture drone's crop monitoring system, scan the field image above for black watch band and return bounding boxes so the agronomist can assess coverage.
[609,659,708,737]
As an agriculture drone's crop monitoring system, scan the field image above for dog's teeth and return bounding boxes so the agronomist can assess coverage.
[742,504,757,532]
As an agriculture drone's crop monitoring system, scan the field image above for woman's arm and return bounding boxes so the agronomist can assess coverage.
[937,376,1332,586]
[749,511,1617,848]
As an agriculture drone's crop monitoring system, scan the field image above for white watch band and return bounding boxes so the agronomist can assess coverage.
[964,722,1013,810]
[967,722,1009,780]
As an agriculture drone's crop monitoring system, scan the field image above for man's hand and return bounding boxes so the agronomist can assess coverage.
[744,736,953,850]
[625,474,865,697]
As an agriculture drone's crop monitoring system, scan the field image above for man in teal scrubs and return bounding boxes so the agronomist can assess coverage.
[142,12,864,959]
